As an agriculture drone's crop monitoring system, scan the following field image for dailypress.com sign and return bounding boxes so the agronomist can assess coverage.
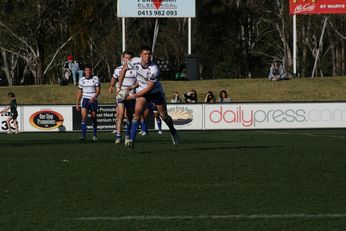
[205,103,346,129]
[290,0,346,15]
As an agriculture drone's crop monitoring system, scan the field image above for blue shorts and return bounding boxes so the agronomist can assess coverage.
[118,98,135,115]
[146,100,158,112]
[81,98,98,112]
[144,91,166,106]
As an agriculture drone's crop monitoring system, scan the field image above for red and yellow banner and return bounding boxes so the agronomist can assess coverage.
[290,0,346,15]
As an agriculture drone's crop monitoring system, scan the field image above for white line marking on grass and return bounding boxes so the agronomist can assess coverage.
[74,213,346,221]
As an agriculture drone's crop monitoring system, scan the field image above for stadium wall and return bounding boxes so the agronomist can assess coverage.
[1,102,346,133]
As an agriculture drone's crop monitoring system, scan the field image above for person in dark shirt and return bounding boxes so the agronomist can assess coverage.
[0,92,18,134]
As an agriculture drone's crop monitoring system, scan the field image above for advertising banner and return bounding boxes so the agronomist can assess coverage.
[161,104,203,130]
[205,103,346,129]
[73,105,117,131]
[0,106,22,133]
[290,0,346,15]
[118,0,196,18]
[23,106,73,132]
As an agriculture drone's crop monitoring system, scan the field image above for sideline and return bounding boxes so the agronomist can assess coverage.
[74,213,346,221]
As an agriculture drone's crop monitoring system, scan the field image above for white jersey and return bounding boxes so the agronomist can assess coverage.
[126,57,161,93]
[78,76,100,99]
[113,65,137,94]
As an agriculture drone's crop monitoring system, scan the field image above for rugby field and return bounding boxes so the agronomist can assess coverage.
[1,130,346,230]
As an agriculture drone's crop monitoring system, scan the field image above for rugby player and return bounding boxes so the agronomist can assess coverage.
[108,51,137,144]
[76,64,100,141]
[117,45,179,148]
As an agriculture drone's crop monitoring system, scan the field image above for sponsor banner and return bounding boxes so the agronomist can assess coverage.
[290,0,346,15]
[73,105,118,131]
[0,106,22,133]
[161,104,203,130]
[118,0,196,18]
[23,106,73,132]
[205,103,346,129]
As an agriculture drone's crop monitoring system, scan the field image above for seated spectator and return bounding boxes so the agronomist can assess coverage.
[204,91,216,103]
[184,89,197,103]
[171,91,182,103]
[268,59,288,81]
[219,90,231,102]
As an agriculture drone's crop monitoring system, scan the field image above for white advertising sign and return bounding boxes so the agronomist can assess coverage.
[161,104,203,130]
[0,106,23,133]
[23,106,73,132]
[118,0,196,18]
[205,103,346,129]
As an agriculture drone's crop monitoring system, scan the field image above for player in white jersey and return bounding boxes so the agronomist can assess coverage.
[108,51,137,144]
[76,64,101,141]
[117,45,179,148]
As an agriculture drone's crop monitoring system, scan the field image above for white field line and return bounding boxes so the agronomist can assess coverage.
[74,213,346,221]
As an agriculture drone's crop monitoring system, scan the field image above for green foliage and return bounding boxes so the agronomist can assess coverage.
[0,1,346,84]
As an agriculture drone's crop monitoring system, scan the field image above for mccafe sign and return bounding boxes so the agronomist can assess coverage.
[290,0,346,15]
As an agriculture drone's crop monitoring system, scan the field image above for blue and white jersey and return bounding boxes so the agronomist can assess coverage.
[78,76,100,99]
[113,65,137,95]
[126,57,161,94]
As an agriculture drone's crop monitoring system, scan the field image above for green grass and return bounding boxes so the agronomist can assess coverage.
[1,130,346,230]
[1,77,346,104]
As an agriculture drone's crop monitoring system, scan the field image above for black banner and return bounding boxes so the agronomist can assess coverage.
[72,105,155,131]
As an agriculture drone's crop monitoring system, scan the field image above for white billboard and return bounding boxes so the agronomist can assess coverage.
[118,0,196,18]
[23,106,73,132]
[0,106,23,133]
[160,104,203,130]
[205,103,346,129]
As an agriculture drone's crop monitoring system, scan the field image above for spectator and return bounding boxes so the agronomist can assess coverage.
[0,92,19,134]
[219,90,231,102]
[175,64,187,80]
[184,89,197,103]
[77,58,84,82]
[64,55,81,85]
[171,91,182,103]
[268,59,288,81]
[204,91,216,103]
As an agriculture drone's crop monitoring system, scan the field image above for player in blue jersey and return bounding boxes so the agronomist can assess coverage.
[0,92,19,134]
[117,45,179,148]
[76,64,100,141]
[108,51,137,144]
